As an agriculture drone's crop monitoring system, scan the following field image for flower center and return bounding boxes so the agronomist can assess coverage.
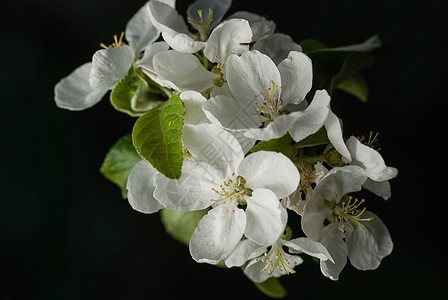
[188,9,214,40]
[256,244,299,276]
[100,32,125,49]
[211,173,248,213]
[298,165,315,188]
[332,196,374,234]
[254,81,283,120]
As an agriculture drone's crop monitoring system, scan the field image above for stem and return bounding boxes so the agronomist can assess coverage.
[203,55,209,70]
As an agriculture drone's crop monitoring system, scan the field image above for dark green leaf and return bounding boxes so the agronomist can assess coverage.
[295,126,330,148]
[302,35,380,99]
[251,278,288,299]
[132,94,184,179]
[250,134,297,160]
[336,72,369,102]
[160,209,208,246]
[299,39,327,53]
[303,35,381,55]
[100,134,142,198]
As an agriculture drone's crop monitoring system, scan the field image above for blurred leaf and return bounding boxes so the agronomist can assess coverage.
[160,209,208,246]
[250,134,297,160]
[301,35,381,101]
[251,277,288,299]
[132,94,184,179]
[336,72,369,102]
[100,134,142,198]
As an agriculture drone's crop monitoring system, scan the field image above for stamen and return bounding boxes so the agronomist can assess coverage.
[335,197,374,234]
[100,31,125,49]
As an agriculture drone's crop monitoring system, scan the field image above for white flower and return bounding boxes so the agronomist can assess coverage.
[147,0,232,52]
[227,10,276,41]
[225,237,333,283]
[141,18,252,93]
[344,135,398,200]
[301,165,393,280]
[203,50,349,155]
[153,123,300,264]
[54,1,161,111]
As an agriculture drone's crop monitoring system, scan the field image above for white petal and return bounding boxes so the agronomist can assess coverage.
[148,0,189,36]
[252,33,302,65]
[346,136,398,181]
[89,45,134,90]
[238,151,299,199]
[301,189,331,241]
[190,206,246,264]
[126,160,163,214]
[183,123,244,174]
[325,111,352,162]
[319,223,348,281]
[230,132,256,155]
[315,165,367,202]
[125,1,160,55]
[147,1,206,53]
[162,31,206,53]
[288,90,331,143]
[244,113,297,141]
[153,160,222,210]
[345,211,393,270]
[226,50,281,106]
[210,82,232,98]
[244,189,287,246]
[136,41,170,73]
[282,238,334,263]
[228,11,275,41]
[187,0,232,29]
[54,62,108,110]
[224,239,266,268]
[277,51,312,106]
[204,19,252,64]
[153,50,218,92]
[180,90,209,125]
[363,178,392,200]
[203,95,264,131]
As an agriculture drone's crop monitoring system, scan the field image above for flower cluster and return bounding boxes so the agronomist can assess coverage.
[54,0,397,295]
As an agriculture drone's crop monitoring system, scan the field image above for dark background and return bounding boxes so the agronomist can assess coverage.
[1,0,446,299]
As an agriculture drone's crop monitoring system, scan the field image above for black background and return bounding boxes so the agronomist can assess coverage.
[1,0,447,299]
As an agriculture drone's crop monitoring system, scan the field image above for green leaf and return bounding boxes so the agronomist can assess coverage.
[336,72,369,102]
[321,34,381,53]
[295,126,330,148]
[160,209,208,246]
[250,134,297,160]
[303,35,381,54]
[132,94,184,179]
[100,134,142,198]
[251,278,288,299]
[299,39,327,53]
[111,66,166,117]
